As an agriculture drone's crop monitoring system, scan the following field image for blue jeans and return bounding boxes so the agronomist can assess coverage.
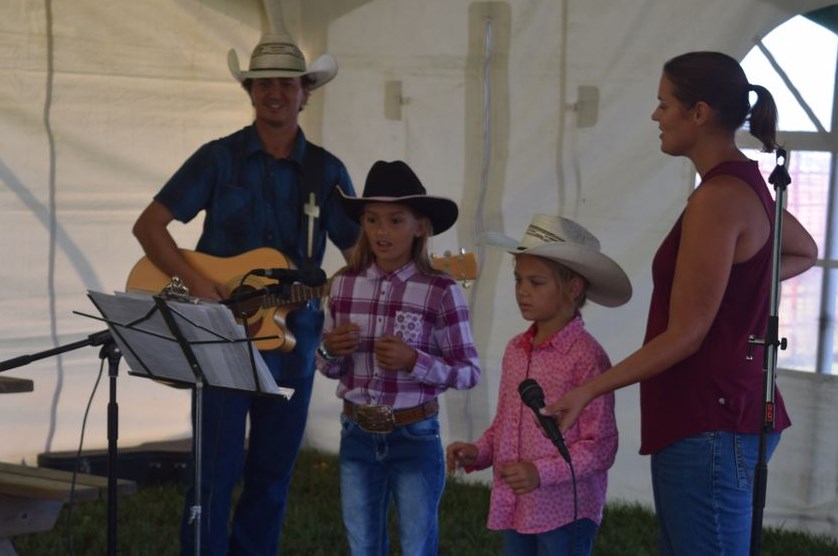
[339,412,445,556]
[650,431,781,556]
[179,364,315,556]
[502,519,598,556]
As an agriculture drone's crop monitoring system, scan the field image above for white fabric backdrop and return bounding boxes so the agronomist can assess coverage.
[1,0,835,539]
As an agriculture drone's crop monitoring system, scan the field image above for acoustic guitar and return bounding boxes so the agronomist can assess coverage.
[126,247,478,352]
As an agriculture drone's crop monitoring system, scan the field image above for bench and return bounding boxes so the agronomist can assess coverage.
[0,461,136,556]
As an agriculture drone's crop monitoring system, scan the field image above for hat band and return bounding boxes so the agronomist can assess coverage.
[253,43,304,57]
[248,65,306,72]
[524,224,564,245]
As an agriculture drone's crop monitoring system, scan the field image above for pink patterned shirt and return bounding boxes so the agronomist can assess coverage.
[470,317,617,533]
[317,261,481,408]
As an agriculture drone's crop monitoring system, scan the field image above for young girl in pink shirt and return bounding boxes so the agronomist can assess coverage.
[446,214,631,556]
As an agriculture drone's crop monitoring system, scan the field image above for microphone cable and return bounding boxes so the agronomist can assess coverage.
[64,354,106,556]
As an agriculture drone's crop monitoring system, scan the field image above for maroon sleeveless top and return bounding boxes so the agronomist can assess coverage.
[639,160,790,455]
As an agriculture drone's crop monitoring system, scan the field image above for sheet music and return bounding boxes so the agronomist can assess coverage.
[87,290,293,398]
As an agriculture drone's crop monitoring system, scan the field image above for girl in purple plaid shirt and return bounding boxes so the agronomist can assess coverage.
[317,160,481,556]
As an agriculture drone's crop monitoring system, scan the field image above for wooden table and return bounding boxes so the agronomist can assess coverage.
[0,376,34,554]
[0,377,33,394]
[0,462,136,555]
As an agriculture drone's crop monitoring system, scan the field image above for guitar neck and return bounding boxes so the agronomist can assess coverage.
[262,283,328,307]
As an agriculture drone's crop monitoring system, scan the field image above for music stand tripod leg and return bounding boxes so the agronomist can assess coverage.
[188,378,204,556]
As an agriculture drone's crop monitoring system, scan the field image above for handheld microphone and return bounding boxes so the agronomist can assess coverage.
[518,378,571,463]
[250,268,327,287]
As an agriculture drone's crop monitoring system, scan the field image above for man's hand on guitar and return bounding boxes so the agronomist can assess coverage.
[188,275,229,301]
[324,323,361,357]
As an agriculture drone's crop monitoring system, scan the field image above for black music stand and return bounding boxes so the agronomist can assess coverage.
[85,288,292,556]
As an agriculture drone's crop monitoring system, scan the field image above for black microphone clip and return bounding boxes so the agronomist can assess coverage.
[768,147,791,189]
[518,378,572,463]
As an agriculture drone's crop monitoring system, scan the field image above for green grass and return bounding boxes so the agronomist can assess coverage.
[12,448,838,555]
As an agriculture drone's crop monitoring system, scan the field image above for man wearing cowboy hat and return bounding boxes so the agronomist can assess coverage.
[133,31,359,556]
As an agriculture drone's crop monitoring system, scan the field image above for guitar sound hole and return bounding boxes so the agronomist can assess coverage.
[227,285,263,321]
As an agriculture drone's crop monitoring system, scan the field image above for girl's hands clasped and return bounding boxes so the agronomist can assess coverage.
[323,323,361,357]
[374,335,418,371]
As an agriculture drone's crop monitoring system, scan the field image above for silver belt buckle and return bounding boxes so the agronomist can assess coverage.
[355,404,396,433]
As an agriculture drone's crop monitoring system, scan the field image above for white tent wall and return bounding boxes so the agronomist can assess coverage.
[1,0,835,540]
[0,0,264,462]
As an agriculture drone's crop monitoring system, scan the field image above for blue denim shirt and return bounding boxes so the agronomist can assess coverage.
[155,124,359,380]
[156,125,358,265]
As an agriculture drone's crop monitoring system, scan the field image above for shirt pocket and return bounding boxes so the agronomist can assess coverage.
[393,310,424,345]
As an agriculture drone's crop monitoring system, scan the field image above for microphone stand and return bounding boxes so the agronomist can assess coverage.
[0,329,121,556]
[748,148,791,556]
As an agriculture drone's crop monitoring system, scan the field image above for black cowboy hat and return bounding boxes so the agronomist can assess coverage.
[339,160,459,235]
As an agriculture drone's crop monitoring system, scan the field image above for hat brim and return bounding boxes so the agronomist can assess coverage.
[227,50,337,90]
[511,243,632,307]
[339,189,459,236]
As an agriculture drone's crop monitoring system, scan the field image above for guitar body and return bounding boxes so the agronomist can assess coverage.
[126,248,298,352]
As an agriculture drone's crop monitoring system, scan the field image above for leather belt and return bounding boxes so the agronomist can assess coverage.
[343,399,439,433]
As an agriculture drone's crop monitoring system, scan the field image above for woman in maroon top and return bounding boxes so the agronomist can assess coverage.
[544,52,817,555]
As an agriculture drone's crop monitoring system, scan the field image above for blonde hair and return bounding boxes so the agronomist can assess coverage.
[515,255,589,310]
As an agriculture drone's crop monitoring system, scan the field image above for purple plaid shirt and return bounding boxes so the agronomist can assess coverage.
[317,262,481,408]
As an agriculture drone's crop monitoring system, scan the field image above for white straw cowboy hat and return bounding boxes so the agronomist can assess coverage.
[339,160,459,236]
[511,214,632,307]
[227,32,337,90]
